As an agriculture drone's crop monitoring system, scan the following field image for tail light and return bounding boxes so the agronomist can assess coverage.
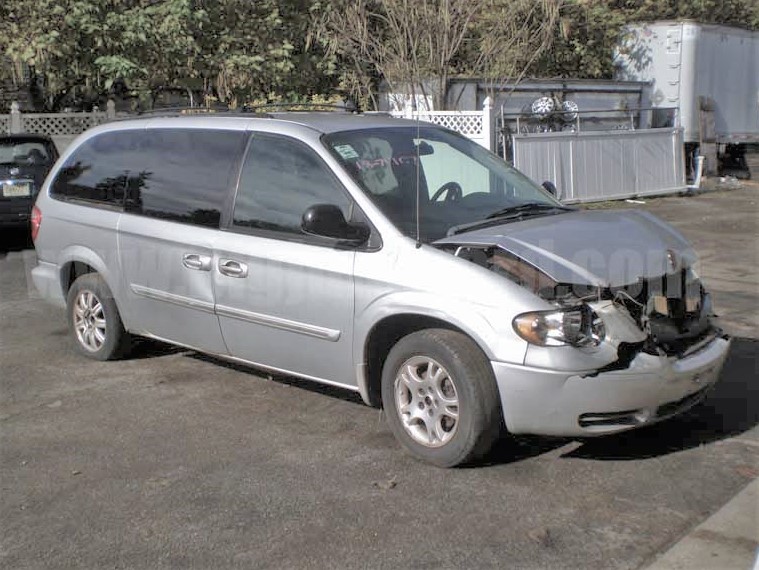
[31,205,42,242]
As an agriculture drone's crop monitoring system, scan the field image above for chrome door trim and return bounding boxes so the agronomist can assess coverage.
[130,284,216,314]
[215,303,342,342]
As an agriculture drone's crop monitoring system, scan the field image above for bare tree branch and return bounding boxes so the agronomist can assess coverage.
[318,0,563,110]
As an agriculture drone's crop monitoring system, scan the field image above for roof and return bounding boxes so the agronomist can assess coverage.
[107,111,414,135]
[268,111,411,133]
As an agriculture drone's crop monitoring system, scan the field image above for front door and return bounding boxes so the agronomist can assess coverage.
[214,133,358,387]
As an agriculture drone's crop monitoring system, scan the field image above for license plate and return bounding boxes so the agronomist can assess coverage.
[2,182,32,198]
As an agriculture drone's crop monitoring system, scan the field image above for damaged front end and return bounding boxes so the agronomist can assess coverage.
[439,243,724,373]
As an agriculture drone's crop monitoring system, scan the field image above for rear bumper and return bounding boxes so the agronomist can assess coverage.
[31,261,66,308]
[492,336,730,437]
[0,202,32,226]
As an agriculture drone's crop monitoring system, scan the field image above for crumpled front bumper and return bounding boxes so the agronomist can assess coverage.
[492,335,731,437]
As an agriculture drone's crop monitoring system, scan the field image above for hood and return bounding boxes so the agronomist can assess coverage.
[434,209,696,287]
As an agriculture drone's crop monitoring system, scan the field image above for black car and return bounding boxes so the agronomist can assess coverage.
[0,134,59,227]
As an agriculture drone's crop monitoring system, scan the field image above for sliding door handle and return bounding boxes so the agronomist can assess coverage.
[218,259,248,278]
[182,253,212,271]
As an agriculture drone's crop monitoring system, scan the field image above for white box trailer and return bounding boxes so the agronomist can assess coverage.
[615,21,759,177]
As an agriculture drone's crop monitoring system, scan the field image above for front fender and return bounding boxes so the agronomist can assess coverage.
[353,289,529,366]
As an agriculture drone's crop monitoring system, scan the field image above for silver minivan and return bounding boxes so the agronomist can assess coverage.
[31,112,730,466]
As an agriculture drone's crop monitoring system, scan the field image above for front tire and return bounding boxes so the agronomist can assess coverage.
[66,274,131,361]
[381,329,501,467]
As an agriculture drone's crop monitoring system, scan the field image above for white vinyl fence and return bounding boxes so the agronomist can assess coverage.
[512,128,687,203]
[389,97,495,152]
[1,101,117,152]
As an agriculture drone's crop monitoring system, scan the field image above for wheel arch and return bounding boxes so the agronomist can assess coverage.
[61,260,97,297]
[359,313,492,408]
[57,246,129,327]
[57,246,117,294]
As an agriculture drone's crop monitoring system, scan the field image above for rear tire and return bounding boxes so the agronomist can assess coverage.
[66,273,131,361]
[381,329,501,467]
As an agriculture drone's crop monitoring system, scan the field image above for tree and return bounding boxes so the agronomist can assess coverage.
[0,0,203,109]
[193,0,336,106]
[0,0,337,110]
[318,0,562,110]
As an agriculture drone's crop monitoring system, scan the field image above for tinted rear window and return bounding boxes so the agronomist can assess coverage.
[51,128,246,227]
[51,131,135,205]
[124,129,246,227]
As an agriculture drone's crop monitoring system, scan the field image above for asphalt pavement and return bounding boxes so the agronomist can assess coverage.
[1,182,757,569]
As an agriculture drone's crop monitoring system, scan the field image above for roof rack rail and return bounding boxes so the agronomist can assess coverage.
[242,101,360,113]
[136,105,229,115]
[130,106,272,119]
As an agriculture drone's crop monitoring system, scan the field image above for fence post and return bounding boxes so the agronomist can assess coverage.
[106,99,116,120]
[10,101,22,134]
[482,96,494,152]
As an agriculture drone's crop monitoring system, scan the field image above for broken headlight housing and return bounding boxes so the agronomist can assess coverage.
[513,305,605,347]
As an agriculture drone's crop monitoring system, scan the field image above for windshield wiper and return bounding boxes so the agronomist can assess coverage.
[485,202,573,219]
[446,203,574,236]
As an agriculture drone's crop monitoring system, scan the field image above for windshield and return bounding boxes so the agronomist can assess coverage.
[323,126,564,242]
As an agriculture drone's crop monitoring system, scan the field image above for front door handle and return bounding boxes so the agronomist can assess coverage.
[182,253,212,271]
[218,259,248,278]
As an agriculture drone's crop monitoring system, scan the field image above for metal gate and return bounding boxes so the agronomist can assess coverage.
[512,128,686,203]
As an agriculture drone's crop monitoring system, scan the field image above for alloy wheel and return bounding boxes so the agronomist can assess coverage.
[73,290,107,352]
[394,356,459,447]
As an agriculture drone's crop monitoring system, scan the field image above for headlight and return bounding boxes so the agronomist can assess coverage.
[513,305,605,347]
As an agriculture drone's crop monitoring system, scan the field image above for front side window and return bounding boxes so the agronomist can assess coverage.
[232,133,352,235]
[324,126,565,242]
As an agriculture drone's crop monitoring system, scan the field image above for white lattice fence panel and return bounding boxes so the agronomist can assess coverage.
[416,113,483,135]
[389,111,484,136]
[0,115,9,133]
[21,113,109,135]
[387,97,494,150]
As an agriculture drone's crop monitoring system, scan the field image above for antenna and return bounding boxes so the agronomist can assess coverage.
[414,99,422,249]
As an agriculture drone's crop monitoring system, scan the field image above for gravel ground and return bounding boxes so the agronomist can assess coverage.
[1,181,757,569]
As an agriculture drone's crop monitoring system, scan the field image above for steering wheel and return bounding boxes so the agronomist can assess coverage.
[431,181,463,202]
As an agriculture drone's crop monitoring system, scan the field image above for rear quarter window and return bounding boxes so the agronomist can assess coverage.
[51,131,140,206]
[51,128,247,227]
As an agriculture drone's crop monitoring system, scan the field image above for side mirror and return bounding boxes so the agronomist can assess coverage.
[416,141,435,156]
[542,180,558,196]
[301,204,370,246]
